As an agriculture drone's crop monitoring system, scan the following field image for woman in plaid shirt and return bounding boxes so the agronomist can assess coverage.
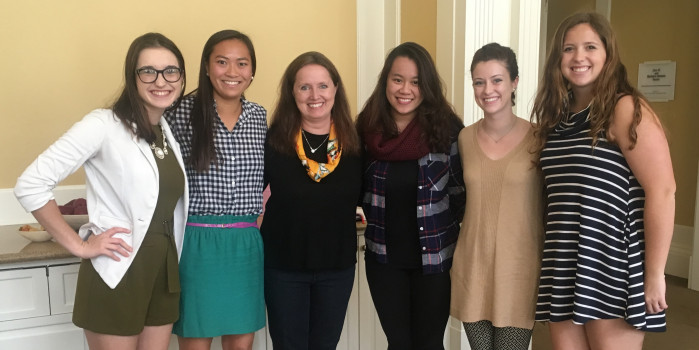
[356,42,466,350]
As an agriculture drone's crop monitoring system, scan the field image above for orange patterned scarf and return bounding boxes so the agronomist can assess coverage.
[295,124,342,182]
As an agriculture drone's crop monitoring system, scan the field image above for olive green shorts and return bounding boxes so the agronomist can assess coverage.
[72,232,179,335]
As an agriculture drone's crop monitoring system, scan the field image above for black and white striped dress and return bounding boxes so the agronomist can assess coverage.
[535,106,666,332]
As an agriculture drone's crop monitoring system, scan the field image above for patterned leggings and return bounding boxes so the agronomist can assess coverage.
[463,320,532,350]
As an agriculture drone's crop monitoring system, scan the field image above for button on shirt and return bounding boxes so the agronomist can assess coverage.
[166,94,267,216]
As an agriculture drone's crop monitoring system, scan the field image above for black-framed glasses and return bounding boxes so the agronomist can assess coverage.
[136,66,183,83]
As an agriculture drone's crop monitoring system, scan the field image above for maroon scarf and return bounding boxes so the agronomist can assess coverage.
[363,118,430,161]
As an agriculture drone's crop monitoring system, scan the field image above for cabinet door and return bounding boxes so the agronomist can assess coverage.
[48,263,80,315]
[0,319,85,350]
[0,267,50,321]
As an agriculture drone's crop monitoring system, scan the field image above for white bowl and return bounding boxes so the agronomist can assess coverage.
[18,229,53,242]
[63,215,89,230]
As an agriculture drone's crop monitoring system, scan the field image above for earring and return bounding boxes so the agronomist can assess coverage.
[206,72,209,76]
[251,76,254,81]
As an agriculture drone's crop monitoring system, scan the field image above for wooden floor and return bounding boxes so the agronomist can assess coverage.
[530,275,699,350]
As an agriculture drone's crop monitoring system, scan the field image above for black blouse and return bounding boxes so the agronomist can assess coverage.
[261,132,362,270]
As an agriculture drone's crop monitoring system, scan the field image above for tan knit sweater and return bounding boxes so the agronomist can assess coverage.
[450,123,544,329]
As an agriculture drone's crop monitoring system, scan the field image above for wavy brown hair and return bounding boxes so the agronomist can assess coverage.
[356,42,461,153]
[530,12,647,154]
[267,51,360,155]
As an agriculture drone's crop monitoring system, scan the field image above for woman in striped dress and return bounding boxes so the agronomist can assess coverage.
[531,12,675,349]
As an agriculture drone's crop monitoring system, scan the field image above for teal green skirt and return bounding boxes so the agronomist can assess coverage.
[173,215,265,337]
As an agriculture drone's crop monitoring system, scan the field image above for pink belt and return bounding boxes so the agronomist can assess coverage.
[186,222,259,229]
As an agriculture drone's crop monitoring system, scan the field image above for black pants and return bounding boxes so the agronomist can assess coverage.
[264,266,355,350]
[365,257,451,350]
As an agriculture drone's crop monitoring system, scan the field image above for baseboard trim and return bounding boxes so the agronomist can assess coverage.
[666,224,693,279]
[0,185,86,225]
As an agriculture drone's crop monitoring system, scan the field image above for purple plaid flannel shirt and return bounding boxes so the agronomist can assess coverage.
[361,130,465,274]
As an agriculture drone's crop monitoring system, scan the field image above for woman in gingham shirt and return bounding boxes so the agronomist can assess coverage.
[166,30,266,350]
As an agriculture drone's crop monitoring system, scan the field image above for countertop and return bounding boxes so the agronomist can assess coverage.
[0,224,73,265]
[1,222,368,265]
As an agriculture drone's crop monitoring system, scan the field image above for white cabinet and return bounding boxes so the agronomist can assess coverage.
[48,264,80,315]
[0,317,87,350]
[0,261,87,350]
[0,266,50,322]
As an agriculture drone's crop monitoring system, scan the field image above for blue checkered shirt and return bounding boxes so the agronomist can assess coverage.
[165,94,267,216]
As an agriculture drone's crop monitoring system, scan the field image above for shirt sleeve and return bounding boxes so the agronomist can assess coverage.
[14,110,110,212]
[447,129,466,223]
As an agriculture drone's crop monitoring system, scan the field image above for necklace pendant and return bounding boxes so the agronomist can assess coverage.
[154,147,165,159]
[302,130,328,155]
[150,126,168,159]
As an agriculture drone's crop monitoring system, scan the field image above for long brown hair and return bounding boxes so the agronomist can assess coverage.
[190,30,257,172]
[530,12,647,154]
[356,42,461,153]
[112,33,186,143]
[267,51,359,155]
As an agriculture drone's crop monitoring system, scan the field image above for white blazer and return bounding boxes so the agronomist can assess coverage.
[14,109,189,289]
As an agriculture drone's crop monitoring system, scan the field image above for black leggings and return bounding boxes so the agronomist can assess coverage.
[365,257,451,350]
[463,320,533,350]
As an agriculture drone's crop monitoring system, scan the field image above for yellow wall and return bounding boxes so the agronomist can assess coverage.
[547,0,698,226]
[0,0,357,188]
[612,0,699,226]
[401,0,437,59]
[545,0,596,51]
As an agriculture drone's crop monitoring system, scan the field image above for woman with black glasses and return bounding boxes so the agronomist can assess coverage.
[14,32,188,350]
